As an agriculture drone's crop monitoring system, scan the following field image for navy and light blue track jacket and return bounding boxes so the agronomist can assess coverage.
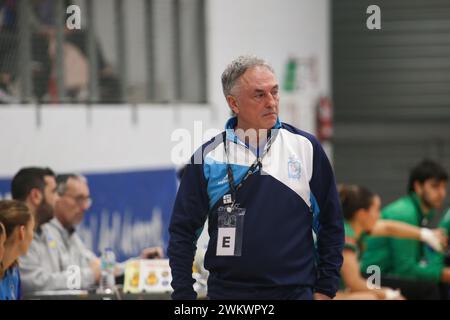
[168,117,344,299]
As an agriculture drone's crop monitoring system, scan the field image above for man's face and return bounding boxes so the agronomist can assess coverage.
[228,66,279,131]
[416,178,448,210]
[55,178,91,228]
[36,175,58,225]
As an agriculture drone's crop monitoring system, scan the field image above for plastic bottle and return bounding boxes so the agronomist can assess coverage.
[99,248,116,294]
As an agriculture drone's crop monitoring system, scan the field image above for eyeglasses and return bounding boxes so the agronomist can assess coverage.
[63,194,93,208]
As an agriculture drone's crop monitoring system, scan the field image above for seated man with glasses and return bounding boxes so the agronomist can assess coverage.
[19,174,163,295]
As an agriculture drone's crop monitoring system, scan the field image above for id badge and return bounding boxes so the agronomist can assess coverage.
[216,203,246,256]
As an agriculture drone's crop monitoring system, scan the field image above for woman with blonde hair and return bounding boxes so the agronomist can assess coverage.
[0,200,34,300]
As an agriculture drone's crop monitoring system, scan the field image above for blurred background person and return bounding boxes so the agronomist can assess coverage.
[11,167,58,229]
[0,0,51,102]
[440,207,450,230]
[9,166,60,295]
[0,222,6,265]
[0,0,118,103]
[438,207,450,249]
[361,159,450,299]
[0,0,19,103]
[0,200,34,300]
[19,173,100,293]
[426,195,450,293]
[337,184,446,300]
[19,173,163,295]
[32,0,120,102]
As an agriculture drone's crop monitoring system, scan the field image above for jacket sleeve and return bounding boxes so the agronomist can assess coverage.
[388,213,443,282]
[439,207,450,233]
[309,140,345,298]
[168,155,210,300]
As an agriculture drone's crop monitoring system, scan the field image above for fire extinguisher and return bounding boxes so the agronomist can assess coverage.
[316,96,333,142]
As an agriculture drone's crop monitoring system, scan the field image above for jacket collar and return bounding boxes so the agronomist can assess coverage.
[224,116,282,144]
[49,217,76,236]
[409,192,436,224]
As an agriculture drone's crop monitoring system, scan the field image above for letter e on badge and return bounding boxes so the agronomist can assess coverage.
[217,227,236,256]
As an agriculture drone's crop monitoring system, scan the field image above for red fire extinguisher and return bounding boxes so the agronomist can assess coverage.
[316,96,333,142]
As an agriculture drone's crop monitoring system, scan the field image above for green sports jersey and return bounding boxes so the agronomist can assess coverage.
[344,221,359,254]
[341,221,366,289]
[428,207,450,268]
[360,193,444,282]
[439,207,450,234]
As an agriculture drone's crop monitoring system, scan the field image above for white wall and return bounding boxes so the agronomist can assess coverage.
[0,0,330,177]
[207,0,330,122]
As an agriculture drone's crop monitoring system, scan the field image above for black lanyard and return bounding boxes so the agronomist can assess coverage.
[223,134,275,205]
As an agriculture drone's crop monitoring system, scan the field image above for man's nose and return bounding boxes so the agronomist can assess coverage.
[81,201,91,211]
[266,93,278,108]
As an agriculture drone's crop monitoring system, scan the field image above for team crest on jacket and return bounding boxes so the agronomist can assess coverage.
[287,156,301,180]
[47,235,57,249]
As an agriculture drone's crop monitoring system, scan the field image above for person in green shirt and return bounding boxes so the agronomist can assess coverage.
[433,207,450,273]
[360,159,450,299]
[438,207,450,237]
[336,184,446,300]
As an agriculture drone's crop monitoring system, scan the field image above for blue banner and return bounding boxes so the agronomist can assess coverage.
[0,168,178,262]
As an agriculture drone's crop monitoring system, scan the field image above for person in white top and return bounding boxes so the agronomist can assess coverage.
[19,173,163,295]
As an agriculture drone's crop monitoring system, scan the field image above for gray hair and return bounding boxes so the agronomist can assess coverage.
[221,55,275,98]
[56,174,88,196]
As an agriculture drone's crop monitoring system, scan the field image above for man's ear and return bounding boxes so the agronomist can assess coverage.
[28,188,43,207]
[414,181,423,195]
[226,95,239,115]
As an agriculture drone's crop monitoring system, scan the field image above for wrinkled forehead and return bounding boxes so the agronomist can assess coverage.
[65,177,90,195]
[239,66,278,88]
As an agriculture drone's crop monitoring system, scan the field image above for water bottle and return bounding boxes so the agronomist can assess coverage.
[99,248,116,294]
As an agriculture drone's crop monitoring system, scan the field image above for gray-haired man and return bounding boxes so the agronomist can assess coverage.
[168,55,344,300]
[20,174,163,295]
